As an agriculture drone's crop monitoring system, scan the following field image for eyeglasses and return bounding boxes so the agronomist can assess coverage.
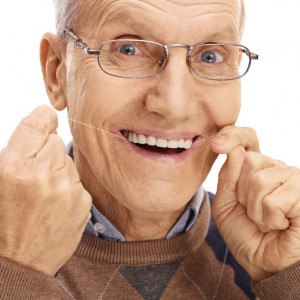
[64,29,259,81]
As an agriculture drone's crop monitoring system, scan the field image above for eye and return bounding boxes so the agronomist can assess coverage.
[200,51,224,63]
[119,44,142,56]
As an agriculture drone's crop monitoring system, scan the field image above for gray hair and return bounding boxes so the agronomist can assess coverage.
[240,0,246,36]
[52,0,79,37]
[53,0,246,38]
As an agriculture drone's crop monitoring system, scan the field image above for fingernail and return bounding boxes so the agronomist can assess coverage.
[211,135,226,146]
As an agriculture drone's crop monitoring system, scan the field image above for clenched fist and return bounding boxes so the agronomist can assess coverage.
[211,141,300,281]
[0,106,92,276]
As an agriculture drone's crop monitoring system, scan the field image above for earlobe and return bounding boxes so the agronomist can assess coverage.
[40,33,67,111]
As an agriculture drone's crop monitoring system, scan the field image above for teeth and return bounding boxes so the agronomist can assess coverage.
[138,134,147,144]
[125,131,193,150]
[178,139,185,148]
[156,138,168,148]
[184,140,193,149]
[133,133,138,143]
[146,136,156,146]
[128,132,133,142]
[168,140,178,149]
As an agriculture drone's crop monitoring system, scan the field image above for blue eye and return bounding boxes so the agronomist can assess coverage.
[119,44,137,55]
[201,51,224,63]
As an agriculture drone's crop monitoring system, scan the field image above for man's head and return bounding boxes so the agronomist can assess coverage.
[41,0,245,224]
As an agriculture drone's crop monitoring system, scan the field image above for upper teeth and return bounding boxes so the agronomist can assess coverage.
[127,131,193,149]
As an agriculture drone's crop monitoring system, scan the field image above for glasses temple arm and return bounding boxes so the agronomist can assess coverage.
[239,48,259,60]
[64,29,100,56]
[250,53,259,60]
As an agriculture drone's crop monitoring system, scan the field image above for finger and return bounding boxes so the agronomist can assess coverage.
[35,133,67,172]
[6,105,58,159]
[52,155,81,187]
[262,167,300,226]
[212,146,245,220]
[219,146,246,189]
[245,165,291,231]
[237,152,279,208]
[64,156,81,184]
[210,126,260,154]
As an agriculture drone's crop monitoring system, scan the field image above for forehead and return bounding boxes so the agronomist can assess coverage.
[76,0,242,42]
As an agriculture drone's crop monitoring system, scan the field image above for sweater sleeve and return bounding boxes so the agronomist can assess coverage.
[0,257,66,299]
[252,261,300,300]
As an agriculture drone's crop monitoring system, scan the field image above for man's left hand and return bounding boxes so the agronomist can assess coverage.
[210,129,300,281]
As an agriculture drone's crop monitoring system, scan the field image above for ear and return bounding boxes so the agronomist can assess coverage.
[40,33,67,111]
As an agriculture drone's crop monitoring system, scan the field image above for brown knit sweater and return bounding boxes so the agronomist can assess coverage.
[1,192,300,300]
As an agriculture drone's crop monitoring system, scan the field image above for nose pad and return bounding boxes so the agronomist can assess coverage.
[158,57,166,67]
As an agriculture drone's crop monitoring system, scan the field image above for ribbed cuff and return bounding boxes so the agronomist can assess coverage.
[0,257,58,299]
[252,261,300,300]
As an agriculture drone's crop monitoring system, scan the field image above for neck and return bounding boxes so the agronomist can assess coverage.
[95,195,184,241]
[75,150,185,241]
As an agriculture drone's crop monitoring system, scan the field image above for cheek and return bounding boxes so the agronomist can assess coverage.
[64,61,150,181]
[66,62,146,129]
[204,81,241,127]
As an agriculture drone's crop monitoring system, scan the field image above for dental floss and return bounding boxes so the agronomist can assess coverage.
[68,118,217,146]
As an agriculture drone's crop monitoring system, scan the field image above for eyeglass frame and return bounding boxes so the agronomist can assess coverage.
[64,28,259,81]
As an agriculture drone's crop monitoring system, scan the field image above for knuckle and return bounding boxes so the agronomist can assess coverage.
[0,151,53,190]
[261,194,276,210]
[20,114,48,135]
[243,151,258,170]
[79,188,92,208]
[250,170,269,190]
[47,133,65,148]
[220,125,235,133]
[66,155,75,165]
[241,127,260,150]
[243,126,257,137]
[84,193,93,209]
[246,208,262,224]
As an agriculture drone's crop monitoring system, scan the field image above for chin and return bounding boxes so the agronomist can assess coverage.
[121,180,199,214]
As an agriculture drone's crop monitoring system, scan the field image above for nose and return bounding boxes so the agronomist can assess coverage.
[145,48,199,125]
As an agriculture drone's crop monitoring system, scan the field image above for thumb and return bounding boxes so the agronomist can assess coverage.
[212,146,245,218]
[217,146,245,193]
[6,105,58,158]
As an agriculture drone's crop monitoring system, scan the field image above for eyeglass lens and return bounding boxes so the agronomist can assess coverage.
[97,40,250,80]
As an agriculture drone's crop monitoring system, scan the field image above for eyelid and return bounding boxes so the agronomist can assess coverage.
[115,34,143,40]
[194,45,229,57]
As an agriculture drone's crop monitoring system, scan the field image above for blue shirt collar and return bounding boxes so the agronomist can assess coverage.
[85,187,205,241]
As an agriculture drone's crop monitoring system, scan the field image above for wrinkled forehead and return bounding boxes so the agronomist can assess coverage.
[75,0,242,42]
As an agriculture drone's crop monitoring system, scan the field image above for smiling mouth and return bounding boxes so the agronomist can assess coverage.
[121,130,195,154]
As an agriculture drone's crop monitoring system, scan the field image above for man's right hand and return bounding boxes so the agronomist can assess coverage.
[0,106,92,276]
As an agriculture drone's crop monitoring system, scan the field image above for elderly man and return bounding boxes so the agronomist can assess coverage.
[1,0,300,299]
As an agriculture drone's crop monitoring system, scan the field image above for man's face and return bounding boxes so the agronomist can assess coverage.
[65,0,242,216]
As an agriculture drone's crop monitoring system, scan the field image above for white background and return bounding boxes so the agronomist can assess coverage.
[0,1,299,193]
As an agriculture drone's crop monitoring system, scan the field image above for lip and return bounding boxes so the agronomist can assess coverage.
[113,128,203,164]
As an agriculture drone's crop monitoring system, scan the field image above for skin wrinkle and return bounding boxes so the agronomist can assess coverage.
[69,29,215,132]
[95,17,239,44]
[60,0,242,241]
[76,0,241,42]
[87,0,239,19]
[54,0,244,38]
